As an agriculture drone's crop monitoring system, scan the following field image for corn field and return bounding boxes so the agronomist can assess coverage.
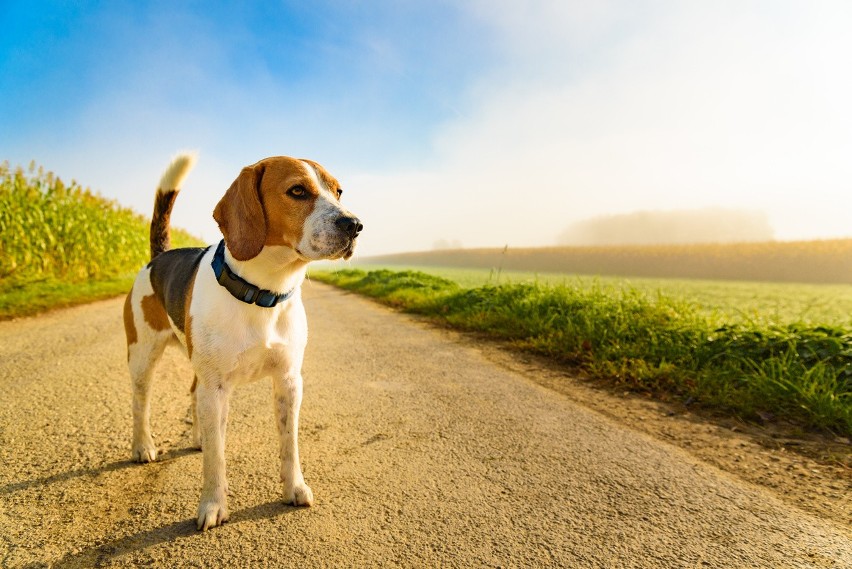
[0,161,203,285]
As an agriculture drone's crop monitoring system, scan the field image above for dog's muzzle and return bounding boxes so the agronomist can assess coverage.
[335,215,362,260]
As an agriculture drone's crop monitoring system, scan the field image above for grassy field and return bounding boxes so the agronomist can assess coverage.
[365,240,852,285]
[348,263,852,326]
[312,267,852,437]
[0,161,204,318]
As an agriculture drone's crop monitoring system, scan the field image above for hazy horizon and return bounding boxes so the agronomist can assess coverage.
[3,2,851,257]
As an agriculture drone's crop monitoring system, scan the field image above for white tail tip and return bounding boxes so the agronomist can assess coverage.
[158,152,198,194]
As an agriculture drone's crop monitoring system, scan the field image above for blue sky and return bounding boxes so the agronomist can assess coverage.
[1,1,491,167]
[3,1,852,256]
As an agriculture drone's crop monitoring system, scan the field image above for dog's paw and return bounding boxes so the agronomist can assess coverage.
[197,498,229,531]
[131,440,158,462]
[285,482,314,507]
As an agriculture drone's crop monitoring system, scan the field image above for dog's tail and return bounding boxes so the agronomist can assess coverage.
[150,153,197,260]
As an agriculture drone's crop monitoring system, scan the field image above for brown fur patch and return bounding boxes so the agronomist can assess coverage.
[123,292,137,360]
[150,190,178,260]
[262,187,314,250]
[259,158,325,249]
[141,294,171,331]
[213,165,267,261]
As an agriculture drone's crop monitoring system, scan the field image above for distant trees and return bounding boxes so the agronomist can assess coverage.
[558,208,774,246]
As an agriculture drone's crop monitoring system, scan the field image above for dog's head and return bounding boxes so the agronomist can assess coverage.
[213,156,362,262]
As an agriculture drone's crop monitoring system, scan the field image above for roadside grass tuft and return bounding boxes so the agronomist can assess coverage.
[0,276,136,320]
[312,269,852,436]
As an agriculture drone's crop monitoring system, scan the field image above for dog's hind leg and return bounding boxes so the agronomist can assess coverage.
[128,333,169,462]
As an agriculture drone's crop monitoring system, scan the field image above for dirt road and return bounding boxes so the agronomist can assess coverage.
[0,282,849,568]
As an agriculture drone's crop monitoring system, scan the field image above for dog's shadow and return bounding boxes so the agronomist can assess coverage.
[43,500,299,569]
[8,446,301,568]
[0,447,198,495]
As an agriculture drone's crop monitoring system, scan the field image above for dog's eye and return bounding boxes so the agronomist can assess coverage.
[287,185,308,199]
[336,188,343,199]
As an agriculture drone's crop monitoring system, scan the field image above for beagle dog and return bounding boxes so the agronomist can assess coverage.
[123,154,361,530]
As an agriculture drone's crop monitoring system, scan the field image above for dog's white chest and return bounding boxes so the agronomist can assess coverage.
[212,302,307,385]
[227,341,293,383]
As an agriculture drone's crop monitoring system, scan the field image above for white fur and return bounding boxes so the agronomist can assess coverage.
[157,152,197,194]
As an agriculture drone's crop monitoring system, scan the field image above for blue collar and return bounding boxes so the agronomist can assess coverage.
[211,240,296,308]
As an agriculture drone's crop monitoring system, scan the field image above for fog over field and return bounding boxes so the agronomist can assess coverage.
[557,208,774,247]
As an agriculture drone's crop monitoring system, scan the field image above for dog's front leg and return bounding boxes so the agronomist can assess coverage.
[195,380,232,530]
[273,373,314,507]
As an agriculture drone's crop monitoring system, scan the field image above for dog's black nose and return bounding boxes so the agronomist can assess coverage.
[335,216,363,238]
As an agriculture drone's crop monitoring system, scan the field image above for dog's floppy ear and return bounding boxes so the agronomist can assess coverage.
[213,164,267,261]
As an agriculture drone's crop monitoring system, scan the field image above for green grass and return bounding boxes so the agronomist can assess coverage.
[312,268,852,436]
[0,276,136,320]
[350,263,852,326]
[0,161,205,319]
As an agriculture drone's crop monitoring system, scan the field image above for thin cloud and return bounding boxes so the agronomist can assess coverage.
[349,1,852,255]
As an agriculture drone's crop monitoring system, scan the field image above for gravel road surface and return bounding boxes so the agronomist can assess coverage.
[0,282,849,568]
